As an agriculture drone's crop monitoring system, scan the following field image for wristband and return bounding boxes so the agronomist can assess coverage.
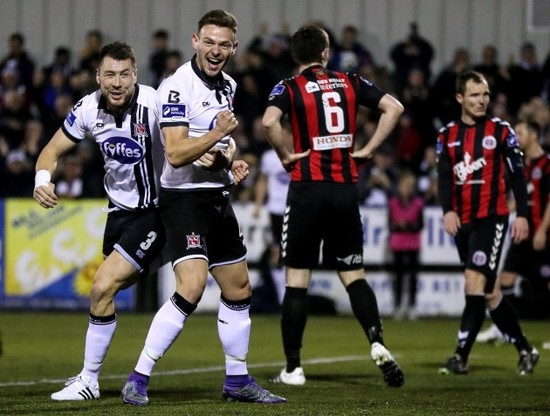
[34,170,51,189]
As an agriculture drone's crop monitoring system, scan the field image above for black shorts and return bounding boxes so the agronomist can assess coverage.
[103,208,166,273]
[454,215,508,293]
[282,182,363,271]
[502,239,550,282]
[159,188,247,268]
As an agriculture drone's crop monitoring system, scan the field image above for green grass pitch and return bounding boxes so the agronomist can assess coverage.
[0,312,549,415]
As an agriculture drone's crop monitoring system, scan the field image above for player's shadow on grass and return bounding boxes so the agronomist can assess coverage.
[305,373,380,385]
[416,360,503,372]
[122,386,222,403]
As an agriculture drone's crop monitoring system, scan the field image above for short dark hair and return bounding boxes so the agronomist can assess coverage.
[456,70,487,95]
[153,29,169,39]
[198,10,238,34]
[9,32,24,44]
[291,25,329,65]
[55,46,71,59]
[99,41,136,69]
[517,119,541,136]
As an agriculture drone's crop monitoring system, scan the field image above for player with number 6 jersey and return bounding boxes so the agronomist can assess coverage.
[263,24,405,388]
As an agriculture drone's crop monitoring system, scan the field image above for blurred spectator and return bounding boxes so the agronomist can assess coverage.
[388,170,424,320]
[149,30,170,88]
[3,148,34,197]
[162,50,183,79]
[472,44,509,99]
[417,145,437,193]
[233,57,272,135]
[55,154,84,199]
[0,63,30,111]
[390,22,434,94]
[79,30,103,73]
[232,152,259,203]
[247,22,294,81]
[243,115,271,158]
[358,146,398,207]
[394,112,422,170]
[42,46,73,81]
[37,68,73,120]
[0,32,35,90]
[490,92,513,123]
[506,42,543,116]
[399,67,435,155]
[0,90,34,149]
[20,119,45,164]
[253,145,290,307]
[331,25,375,73]
[430,47,470,127]
[42,91,74,139]
[517,97,550,151]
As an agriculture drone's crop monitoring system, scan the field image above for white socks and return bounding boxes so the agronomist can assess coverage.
[81,317,117,381]
[135,299,187,376]
[218,299,251,376]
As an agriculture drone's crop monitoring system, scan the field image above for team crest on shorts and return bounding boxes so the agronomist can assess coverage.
[186,234,202,249]
[472,250,487,266]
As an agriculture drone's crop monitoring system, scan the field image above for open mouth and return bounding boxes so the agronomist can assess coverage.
[110,91,124,100]
[206,57,222,70]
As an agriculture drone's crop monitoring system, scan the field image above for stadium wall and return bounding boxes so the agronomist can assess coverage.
[0,0,549,84]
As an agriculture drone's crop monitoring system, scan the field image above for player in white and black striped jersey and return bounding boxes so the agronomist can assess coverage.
[33,41,167,401]
[121,9,286,405]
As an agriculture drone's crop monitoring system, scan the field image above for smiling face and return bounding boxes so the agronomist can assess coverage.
[457,78,490,124]
[192,24,237,78]
[96,56,137,113]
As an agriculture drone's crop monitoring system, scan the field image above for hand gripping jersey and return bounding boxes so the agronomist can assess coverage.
[62,84,164,210]
[157,57,236,190]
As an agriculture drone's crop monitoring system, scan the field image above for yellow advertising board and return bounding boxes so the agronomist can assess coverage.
[1,199,134,309]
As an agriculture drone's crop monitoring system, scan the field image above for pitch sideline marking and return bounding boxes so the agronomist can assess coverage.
[0,355,367,387]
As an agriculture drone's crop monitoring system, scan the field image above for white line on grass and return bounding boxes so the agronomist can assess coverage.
[0,355,367,387]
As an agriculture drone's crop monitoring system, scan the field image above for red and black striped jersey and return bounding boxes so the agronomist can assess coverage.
[525,154,550,236]
[266,65,385,183]
[436,115,528,224]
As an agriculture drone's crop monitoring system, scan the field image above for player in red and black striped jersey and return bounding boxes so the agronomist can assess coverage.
[436,71,538,376]
[263,25,405,388]
[497,120,550,322]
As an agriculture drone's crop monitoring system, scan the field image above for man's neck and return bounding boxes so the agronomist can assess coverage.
[298,62,324,73]
[525,143,545,160]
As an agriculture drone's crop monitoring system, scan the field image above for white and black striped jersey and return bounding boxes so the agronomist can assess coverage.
[62,84,164,210]
[157,57,236,190]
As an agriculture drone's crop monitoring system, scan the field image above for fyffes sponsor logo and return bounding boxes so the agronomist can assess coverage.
[101,136,144,164]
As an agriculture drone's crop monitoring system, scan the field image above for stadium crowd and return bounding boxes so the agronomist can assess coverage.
[1,23,549,203]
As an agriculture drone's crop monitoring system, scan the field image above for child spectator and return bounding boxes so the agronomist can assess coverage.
[388,170,424,319]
